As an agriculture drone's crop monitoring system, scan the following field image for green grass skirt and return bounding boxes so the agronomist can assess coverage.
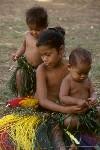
[9,56,36,96]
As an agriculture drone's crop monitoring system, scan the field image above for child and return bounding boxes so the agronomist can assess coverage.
[59,48,98,132]
[36,28,87,113]
[10,6,48,96]
[0,30,92,150]
[36,29,88,150]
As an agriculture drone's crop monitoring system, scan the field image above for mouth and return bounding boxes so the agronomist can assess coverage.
[78,78,85,82]
[80,77,86,80]
[44,63,52,68]
[44,62,49,65]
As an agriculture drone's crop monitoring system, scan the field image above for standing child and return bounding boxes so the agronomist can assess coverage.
[59,48,98,133]
[10,6,48,96]
[36,29,88,150]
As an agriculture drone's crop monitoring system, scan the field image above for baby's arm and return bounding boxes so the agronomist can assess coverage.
[36,65,83,114]
[88,79,97,107]
[59,76,87,107]
[12,38,26,61]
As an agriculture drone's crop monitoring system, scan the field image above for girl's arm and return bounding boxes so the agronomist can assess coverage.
[36,65,84,114]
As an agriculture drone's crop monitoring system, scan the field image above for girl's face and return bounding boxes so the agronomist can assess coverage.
[37,45,62,68]
[28,24,45,38]
[69,63,91,82]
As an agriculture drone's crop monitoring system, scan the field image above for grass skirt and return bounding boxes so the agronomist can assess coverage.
[0,98,99,150]
[9,56,36,96]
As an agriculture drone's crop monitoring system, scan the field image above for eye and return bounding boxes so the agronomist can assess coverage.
[46,54,51,56]
[78,72,82,75]
[84,72,89,75]
[76,72,81,75]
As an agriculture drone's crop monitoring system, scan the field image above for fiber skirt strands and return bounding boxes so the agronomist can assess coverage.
[0,97,99,150]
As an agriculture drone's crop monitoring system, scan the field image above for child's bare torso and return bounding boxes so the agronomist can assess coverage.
[45,62,69,101]
[24,32,42,67]
[69,75,90,100]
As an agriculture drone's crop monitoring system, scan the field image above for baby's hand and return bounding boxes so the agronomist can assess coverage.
[12,53,19,61]
[88,98,97,108]
[77,99,88,109]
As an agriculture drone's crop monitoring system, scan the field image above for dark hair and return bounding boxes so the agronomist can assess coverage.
[26,6,48,28]
[36,26,65,51]
[69,48,92,66]
[48,26,65,37]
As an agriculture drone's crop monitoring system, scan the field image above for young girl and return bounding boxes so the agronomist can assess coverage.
[36,28,89,150]
[36,28,87,113]
[9,6,48,96]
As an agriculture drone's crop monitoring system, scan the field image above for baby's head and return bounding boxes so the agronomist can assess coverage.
[36,27,65,68]
[68,48,92,82]
[26,6,48,38]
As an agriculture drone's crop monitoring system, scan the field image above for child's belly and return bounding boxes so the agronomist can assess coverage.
[24,51,42,67]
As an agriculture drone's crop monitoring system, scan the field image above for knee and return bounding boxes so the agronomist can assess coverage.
[64,116,79,129]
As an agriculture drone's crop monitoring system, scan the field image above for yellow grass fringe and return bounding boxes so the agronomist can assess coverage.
[0,114,42,150]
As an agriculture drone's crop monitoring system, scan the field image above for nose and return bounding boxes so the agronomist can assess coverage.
[42,56,48,63]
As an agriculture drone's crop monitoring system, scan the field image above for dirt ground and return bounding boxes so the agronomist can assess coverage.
[0,0,100,102]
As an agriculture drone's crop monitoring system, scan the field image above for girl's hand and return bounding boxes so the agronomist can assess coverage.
[77,99,88,109]
[65,105,88,114]
[12,53,19,61]
[72,105,88,114]
[73,99,89,113]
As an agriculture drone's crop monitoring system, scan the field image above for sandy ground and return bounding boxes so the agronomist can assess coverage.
[0,0,100,100]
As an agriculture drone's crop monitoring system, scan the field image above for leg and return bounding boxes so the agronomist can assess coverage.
[16,69,24,96]
[51,124,66,150]
[64,115,79,129]
[64,116,79,150]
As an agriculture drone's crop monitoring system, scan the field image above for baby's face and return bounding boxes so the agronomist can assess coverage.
[70,63,91,82]
[28,24,45,38]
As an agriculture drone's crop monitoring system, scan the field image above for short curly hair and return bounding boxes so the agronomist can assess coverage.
[69,48,92,66]
[26,6,48,28]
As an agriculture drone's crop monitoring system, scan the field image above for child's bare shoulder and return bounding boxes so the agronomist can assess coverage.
[37,63,46,73]
[64,74,71,82]
[24,31,36,42]
[24,31,31,36]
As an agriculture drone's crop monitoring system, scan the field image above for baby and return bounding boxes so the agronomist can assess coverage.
[59,48,98,133]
